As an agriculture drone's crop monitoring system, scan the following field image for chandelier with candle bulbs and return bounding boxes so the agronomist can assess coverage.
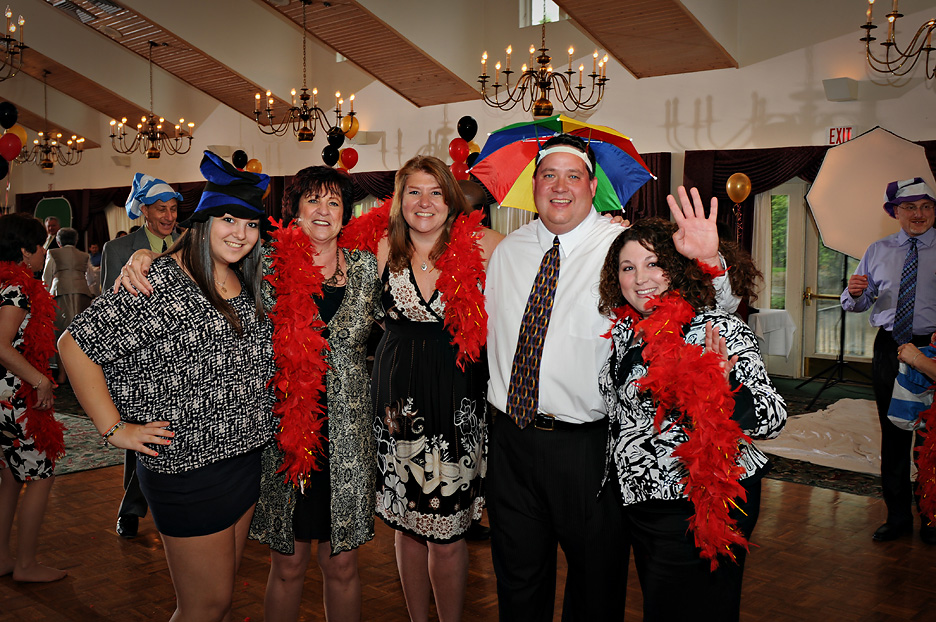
[0,6,24,83]
[478,15,608,117]
[110,40,194,159]
[16,71,84,170]
[861,0,935,79]
[254,0,355,142]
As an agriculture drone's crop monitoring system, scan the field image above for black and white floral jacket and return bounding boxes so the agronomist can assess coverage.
[599,307,787,505]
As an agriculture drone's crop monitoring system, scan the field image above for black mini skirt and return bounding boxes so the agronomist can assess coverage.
[137,448,262,537]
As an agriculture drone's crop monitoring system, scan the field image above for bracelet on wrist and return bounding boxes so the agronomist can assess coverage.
[101,421,125,447]
[32,377,44,390]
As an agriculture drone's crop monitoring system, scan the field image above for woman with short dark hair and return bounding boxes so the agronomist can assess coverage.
[250,165,381,622]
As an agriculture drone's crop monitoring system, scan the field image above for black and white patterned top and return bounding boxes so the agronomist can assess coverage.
[0,283,31,400]
[599,307,787,506]
[69,256,276,475]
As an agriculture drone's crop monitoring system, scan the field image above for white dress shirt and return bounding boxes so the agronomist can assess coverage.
[486,209,738,423]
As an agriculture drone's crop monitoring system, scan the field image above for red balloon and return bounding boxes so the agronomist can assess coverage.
[450,162,470,181]
[0,132,21,162]
[448,137,469,164]
[340,147,358,171]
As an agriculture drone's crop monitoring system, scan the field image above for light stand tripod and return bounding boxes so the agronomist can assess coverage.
[795,259,872,410]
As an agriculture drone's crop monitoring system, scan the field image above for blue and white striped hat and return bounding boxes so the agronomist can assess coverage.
[125,173,183,220]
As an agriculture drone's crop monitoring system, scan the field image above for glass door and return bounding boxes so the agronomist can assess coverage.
[755,182,806,377]
[803,209,876,366]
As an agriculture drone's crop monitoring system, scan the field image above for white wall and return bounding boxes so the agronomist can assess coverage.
[8,1,936,197]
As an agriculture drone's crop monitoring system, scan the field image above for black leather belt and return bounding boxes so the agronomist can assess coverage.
[490,404,606,431]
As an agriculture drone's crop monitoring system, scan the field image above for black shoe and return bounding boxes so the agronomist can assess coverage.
[465,521,491,541]
[920,525,936,545]
[872,522,912,542]
[116,515,139,539]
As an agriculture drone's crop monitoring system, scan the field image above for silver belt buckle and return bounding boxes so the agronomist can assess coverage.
[534,413,555,431]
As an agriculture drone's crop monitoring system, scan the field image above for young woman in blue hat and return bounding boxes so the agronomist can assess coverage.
[59,152,275,622]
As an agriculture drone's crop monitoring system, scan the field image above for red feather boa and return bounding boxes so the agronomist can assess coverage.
[615,286,750,570]
[434,210,487,369]
[265,221,330,487]
[917,400,936,524]
[0,261,65,464]
[339,198,488,368]
[915,336,936,523]
[338,197,391,255]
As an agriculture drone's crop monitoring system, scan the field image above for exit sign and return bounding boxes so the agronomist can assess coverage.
[828,127,852,145]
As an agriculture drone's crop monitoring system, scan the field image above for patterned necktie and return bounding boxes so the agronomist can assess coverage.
[507,236,561,428]
[893,237,918,345]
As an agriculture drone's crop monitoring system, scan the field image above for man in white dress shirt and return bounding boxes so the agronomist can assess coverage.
[484,134,737,621]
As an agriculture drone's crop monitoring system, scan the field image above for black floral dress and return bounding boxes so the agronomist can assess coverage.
[372,266,487,543]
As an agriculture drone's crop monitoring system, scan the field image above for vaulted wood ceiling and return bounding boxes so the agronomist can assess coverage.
[0,0,737,151]
[559,0,737,78]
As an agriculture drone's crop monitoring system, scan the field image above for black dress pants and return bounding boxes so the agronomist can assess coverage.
[626,477,762,622]
[871,328,929,527]
[487,412,629,622]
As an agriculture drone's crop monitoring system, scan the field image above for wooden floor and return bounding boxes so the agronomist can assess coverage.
[2,466,936,621]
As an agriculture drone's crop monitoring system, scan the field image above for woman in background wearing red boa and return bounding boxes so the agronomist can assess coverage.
[372,155,502,622]
[0,213,66,582]
[596,216,786,621]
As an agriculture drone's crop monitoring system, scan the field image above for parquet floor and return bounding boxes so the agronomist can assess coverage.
[2,465,936,621]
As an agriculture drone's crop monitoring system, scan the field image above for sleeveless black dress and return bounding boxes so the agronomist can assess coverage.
[372,266,487,543]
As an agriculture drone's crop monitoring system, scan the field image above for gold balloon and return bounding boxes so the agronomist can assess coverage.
[263,184,271,200]
[726,173,751,204]
[468,141,481,154]
[340,115,360,139]
[245,158,263,173]
[6,124,27,146]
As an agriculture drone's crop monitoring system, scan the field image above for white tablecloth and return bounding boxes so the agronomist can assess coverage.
[747,309,796,357]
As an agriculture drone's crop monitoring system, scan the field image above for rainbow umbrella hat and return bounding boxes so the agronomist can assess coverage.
[470,114,655,213]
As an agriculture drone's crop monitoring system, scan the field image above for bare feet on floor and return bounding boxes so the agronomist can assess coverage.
[12,562,67,583]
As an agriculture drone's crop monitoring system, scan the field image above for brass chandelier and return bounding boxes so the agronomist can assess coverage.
[478,4,608,117]
[861,0,935,79]
[0,6,24,83]
[16,71,84,170]
[253,0,355,142]
[110,41,194,159]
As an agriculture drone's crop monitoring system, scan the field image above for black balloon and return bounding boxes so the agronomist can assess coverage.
[457,116,478,142]
[232,149,248,169]
[0,156,8,179]
[327,126,345,148]
[0,102,16,130]
[322,145,340,167]
[466,152,479,168]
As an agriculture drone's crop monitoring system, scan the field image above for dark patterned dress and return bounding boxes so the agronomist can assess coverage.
[0,283,55,482]
[372,266,487,543]
[250,247,380,555]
